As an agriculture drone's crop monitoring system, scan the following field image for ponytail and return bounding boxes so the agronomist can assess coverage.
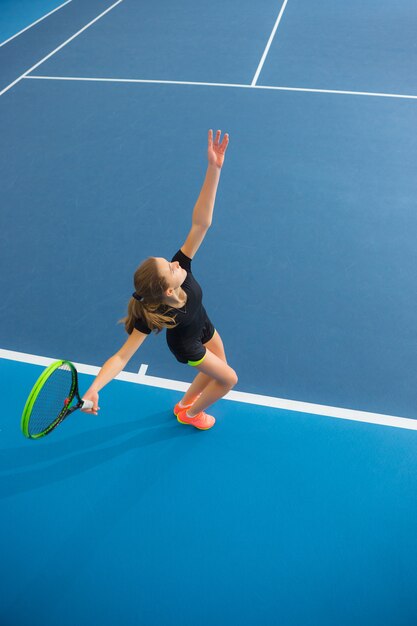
[118,257,178,334]
[120,297,177,334]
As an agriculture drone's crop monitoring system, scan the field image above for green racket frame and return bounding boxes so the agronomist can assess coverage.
[21,360,81,439]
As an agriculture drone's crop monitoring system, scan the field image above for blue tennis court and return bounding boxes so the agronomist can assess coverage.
[2,1,417,624]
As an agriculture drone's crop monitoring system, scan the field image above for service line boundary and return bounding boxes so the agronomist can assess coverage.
[23,75,417,101]
[1,348,416,431]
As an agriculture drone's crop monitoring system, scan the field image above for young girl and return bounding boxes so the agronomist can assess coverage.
[81,130,237,430]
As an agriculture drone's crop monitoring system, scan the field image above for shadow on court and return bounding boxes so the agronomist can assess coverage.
[0,411,197,499]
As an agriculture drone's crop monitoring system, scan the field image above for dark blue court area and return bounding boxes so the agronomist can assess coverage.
[2,1,417,624]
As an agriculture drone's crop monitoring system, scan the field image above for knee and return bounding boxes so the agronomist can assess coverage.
[226,369,238,389]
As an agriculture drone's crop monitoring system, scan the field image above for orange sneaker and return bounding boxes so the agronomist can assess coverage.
[177,409,215,430]
[173,394,201,417]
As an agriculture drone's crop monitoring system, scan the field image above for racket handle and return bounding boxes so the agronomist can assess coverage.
[81,400,94,410]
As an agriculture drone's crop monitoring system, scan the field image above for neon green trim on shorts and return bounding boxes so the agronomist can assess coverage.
[188,354,207,367]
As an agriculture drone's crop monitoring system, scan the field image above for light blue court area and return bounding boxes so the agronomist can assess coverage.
[1,77,417,419]
[0,0,68,46]
[2,358,417,626]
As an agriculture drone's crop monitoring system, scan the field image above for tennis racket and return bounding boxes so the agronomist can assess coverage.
[21,360,94,439]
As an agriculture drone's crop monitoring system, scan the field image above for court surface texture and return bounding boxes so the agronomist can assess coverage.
[1,1,417,625]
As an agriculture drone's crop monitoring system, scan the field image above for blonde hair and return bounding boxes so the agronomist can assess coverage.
[119,257,178,334]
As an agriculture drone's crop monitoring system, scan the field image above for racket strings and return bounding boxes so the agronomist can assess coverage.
[28,364,75,436]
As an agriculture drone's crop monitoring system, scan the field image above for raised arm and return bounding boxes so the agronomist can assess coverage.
[81,329,148,415]
[181,130,229,259]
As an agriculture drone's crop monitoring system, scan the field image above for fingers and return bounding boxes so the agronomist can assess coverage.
[208,129,229,151]
[219,132,229,153]
[81,401,100,415]
[81,389,99,415]
[208,129,229,168]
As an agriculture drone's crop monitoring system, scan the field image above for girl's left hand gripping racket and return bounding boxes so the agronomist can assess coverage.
[21,360,94,439]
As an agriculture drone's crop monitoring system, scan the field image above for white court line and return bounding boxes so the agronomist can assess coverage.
[1,348,417,431]
[0,0,72,48]
[0,0,124,98]
[252,0,290,86]
[24,75,417,101]
[138,363,148,376]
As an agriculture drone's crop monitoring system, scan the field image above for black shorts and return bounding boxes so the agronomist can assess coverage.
[167,316,216,366]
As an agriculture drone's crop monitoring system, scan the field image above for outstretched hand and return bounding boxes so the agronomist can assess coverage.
[208,129,229,169]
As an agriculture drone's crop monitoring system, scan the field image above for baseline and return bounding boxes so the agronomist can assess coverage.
[1,349,416,431]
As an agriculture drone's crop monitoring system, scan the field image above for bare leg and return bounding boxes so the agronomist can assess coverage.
[180,372,212,405]
[179,330,228,406]
[185,349,238,417]
[187,379,233,417]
